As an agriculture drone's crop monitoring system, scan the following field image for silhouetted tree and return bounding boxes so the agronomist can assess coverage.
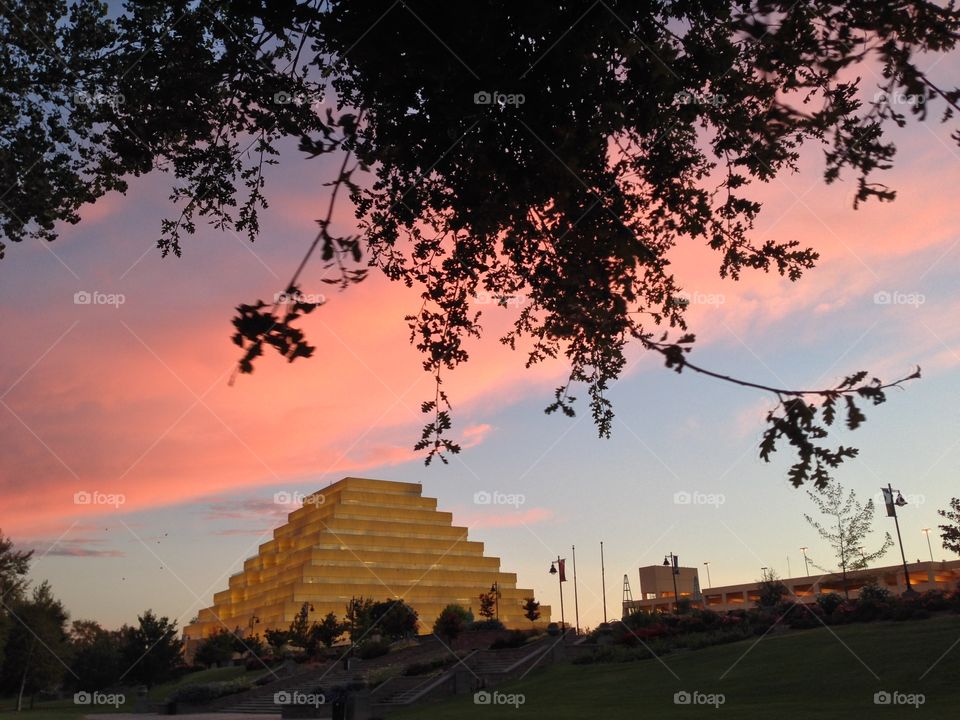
[756,572,789,608]
[288,602,313,649]
[478,590,497,621]
[193,629,237,668]
[309,612,345,651]
[804,482,893,599]
[0,531,32,670]
[344,597,376,643]
[432,604,472,643]
[119,610,184,688]
[369,600,419,641]
[522,597,541,626]
[938,498,960,556]
[0,583,69,711]
[69,620,122,692]
[3,3,949,479]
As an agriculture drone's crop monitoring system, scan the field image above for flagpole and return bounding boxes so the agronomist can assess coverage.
[572,545,580,636]
[601,541,608,624]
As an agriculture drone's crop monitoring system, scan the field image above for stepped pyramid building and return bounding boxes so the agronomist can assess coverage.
[184,478,550,648]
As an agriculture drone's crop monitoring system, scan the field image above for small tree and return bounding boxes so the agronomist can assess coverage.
[478,591,497,621]
[756,572,788,608]
[804,481,893,599]
[288,603,312,648]
[69,620,121,692]
[344,597,375,643]
[264,629,291,651]
[522,597,541,627]
[119,610,184,688]
[310,612,344,650]
[194,630,236,668]
[938,498,960,556]
[432,604,472,643]
[0,583,69,710]
[369,600,418,640]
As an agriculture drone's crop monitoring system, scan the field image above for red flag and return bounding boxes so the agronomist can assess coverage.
[558,559,567,582]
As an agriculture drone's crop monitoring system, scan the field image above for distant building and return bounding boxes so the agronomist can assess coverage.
[184,477,550,655]
[623,560,960,616]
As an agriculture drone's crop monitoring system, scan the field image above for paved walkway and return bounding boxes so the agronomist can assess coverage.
[86,714,279,720]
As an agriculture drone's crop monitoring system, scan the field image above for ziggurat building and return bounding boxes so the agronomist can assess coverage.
[185,478,550,647]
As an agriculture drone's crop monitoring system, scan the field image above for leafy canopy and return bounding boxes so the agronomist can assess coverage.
[3,1,954,484]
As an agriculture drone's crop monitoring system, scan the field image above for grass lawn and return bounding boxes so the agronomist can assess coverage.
[392,615,960,719]
[0,664,259,719]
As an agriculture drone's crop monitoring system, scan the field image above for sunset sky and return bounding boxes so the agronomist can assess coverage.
[2,59,959,634]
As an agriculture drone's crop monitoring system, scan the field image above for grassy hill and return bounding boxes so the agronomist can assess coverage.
[392,615,960,719]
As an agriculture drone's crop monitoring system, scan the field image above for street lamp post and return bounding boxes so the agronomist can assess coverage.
[663,553,680,613]
[549,557,566,638]
[922,529,934,563]
[703,562,712,588]
[800,547,810,576]
[882,484,915,595]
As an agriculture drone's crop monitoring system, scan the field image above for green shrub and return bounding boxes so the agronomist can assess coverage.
[816,592,844,616]
[357,639,390,659]
[167,678,253,705]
